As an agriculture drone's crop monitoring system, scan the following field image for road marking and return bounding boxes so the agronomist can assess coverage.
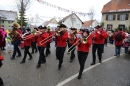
[56,54,124,86]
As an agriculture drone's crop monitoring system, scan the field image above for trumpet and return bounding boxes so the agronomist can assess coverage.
[55,30,61,36]
[67,34,91,53]
[40,34,53,45]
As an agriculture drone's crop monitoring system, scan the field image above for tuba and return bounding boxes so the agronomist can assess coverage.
[9,22,20,42]
[69,29,77,44]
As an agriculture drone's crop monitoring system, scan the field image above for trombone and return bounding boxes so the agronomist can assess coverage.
[67,34,91,53]
[40,34,53,45]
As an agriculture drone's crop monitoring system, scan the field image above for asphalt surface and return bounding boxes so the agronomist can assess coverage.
[0,42,130,86]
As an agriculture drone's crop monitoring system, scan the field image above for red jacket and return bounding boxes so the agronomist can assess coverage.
[113,31,125,46]
[93,30,107,44]
[68,34,77,45]
[56,31,68,47]
[37,32,49,47]
[47,31,53,43]
[78,37,92,52]
[32,35,38,42]
[17,29,22,39]
[24,39,32,46]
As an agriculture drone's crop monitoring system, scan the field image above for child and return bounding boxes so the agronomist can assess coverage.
[123,36,130,54]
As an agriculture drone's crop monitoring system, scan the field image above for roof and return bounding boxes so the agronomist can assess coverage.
[0,10,17,20]
[101,0,130,13]
[58,13,83,24]
[82,20,95,27]
[44,18,58,26]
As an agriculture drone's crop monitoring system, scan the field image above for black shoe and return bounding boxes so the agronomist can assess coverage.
[41,61,46,64]
[36,65,41,68]
[58,64,61,70]
[99,60,102,63]
[91,62,95,65]
[114,54,117,56]
[16,55,21,57]
[78,74,82,79]
[69,60,73,63]
[10,57,15,60]
[28,57,32,60]
[31,52,34,54]
[35,51,37,53]
[20,61,25,63]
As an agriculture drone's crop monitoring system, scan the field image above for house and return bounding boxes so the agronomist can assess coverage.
[101,0,130,31]
[82,20,99,30]
[43,18,58,31]
[0,10,17,29]
[58,13,83,30]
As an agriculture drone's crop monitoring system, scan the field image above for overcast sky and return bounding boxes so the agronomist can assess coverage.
[0,0,111,23]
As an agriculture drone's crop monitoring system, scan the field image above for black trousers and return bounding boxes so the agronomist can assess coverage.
[38,47,46,66]
[31,42,37,53]
[0,77,3,86]
[78,51,88,74]
[46,42,51,56]
[12,40,21,58]
[102,44,104,53]
[56,47,66,66]
[68,43,75,60]
[92,44,102,63]
[22,46,32,61]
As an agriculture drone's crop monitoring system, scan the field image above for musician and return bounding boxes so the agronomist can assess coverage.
[9,22,22,60]
[91,25,107,65]
[68,28,77,62]
[20,28,33,63]
[55,24,68,70]
[77,30,92,79]
[45,27,53,57]
[36,26,48,68]
[31,28,38,54]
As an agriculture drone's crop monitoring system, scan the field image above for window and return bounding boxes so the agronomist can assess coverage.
[8,21,13,24]
[106,15,116,21]
[117,14,129,20]
[120,14,126,20]
[2,20,4,23]
[107,24,113,30]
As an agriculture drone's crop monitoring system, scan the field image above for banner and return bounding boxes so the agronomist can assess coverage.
[37,0,93,17]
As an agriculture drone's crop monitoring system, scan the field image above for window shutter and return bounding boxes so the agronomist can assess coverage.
[117,14,120,20]
[113,15,116,20]
[126,14,129,20]
[106,15,108,20]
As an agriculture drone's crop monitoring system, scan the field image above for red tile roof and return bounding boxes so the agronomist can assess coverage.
[101,0,130,13]
[82,20,95,27]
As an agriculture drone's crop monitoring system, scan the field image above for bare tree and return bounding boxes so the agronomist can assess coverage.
[88,7,95,28]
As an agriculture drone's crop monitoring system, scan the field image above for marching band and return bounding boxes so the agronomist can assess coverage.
[8,22,109,79]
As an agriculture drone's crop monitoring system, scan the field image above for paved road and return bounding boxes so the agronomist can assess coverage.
[0,42,130,86]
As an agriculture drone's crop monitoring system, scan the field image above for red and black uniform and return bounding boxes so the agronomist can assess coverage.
[68,33,77,62]
[113,30,125,56]
[31,35,38,54]
[91,29,107,65]
[37,32,48,67]
[55,31,68,69]
[11,31,22,59]
[45,31,53,56]
[20,33,33,63]
[77,35,92,79]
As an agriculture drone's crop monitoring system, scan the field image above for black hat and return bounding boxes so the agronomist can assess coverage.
[38,25,42,29]
[70,28,76,30]
[83,29,90,35]
[42,26,47,29]
[58,24,66,28]
[26,28,31,32]
[94,25,100,29]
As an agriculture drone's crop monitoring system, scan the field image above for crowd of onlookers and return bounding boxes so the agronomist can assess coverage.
[108,29,130,55]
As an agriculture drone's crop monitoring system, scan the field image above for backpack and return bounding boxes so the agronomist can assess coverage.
[115,32,122,41]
